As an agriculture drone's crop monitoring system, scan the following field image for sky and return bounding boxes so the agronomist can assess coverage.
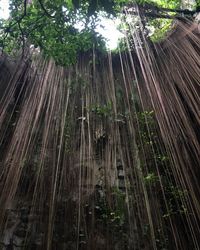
[95,17,124,49]
[0,0,9,19]
[0,0,123,50]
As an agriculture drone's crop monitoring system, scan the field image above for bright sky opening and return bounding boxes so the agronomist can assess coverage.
[0,0,9,19]
[96,17,124,50]
[0,0,123,50]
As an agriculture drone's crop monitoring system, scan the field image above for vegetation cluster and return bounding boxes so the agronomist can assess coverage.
[0,0,199,64]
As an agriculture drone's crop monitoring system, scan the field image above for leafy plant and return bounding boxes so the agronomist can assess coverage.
[144,172,159,185]
[90,102,113,117]
[94,187,127,231]
[0,0,198,65]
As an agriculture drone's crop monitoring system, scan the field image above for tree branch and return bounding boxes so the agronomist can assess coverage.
[38,0,55,18]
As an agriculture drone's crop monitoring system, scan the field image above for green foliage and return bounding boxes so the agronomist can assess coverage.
[90,102,113,117]
[155,154,169,163]
[138,110,154,124]
[144,172,159,185]
[0,0,198,65]
[151,0,180,9]
[137,110,156,145]
[0,0,112,65]
[196,0,200,7]
[149,19,173,42]
[95,187,127,230]
[162,186,188,218]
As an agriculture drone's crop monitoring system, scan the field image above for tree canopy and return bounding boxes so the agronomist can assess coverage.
[0,0,199,65]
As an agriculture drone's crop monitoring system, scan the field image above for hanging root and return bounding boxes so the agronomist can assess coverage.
[0,18,200,250]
